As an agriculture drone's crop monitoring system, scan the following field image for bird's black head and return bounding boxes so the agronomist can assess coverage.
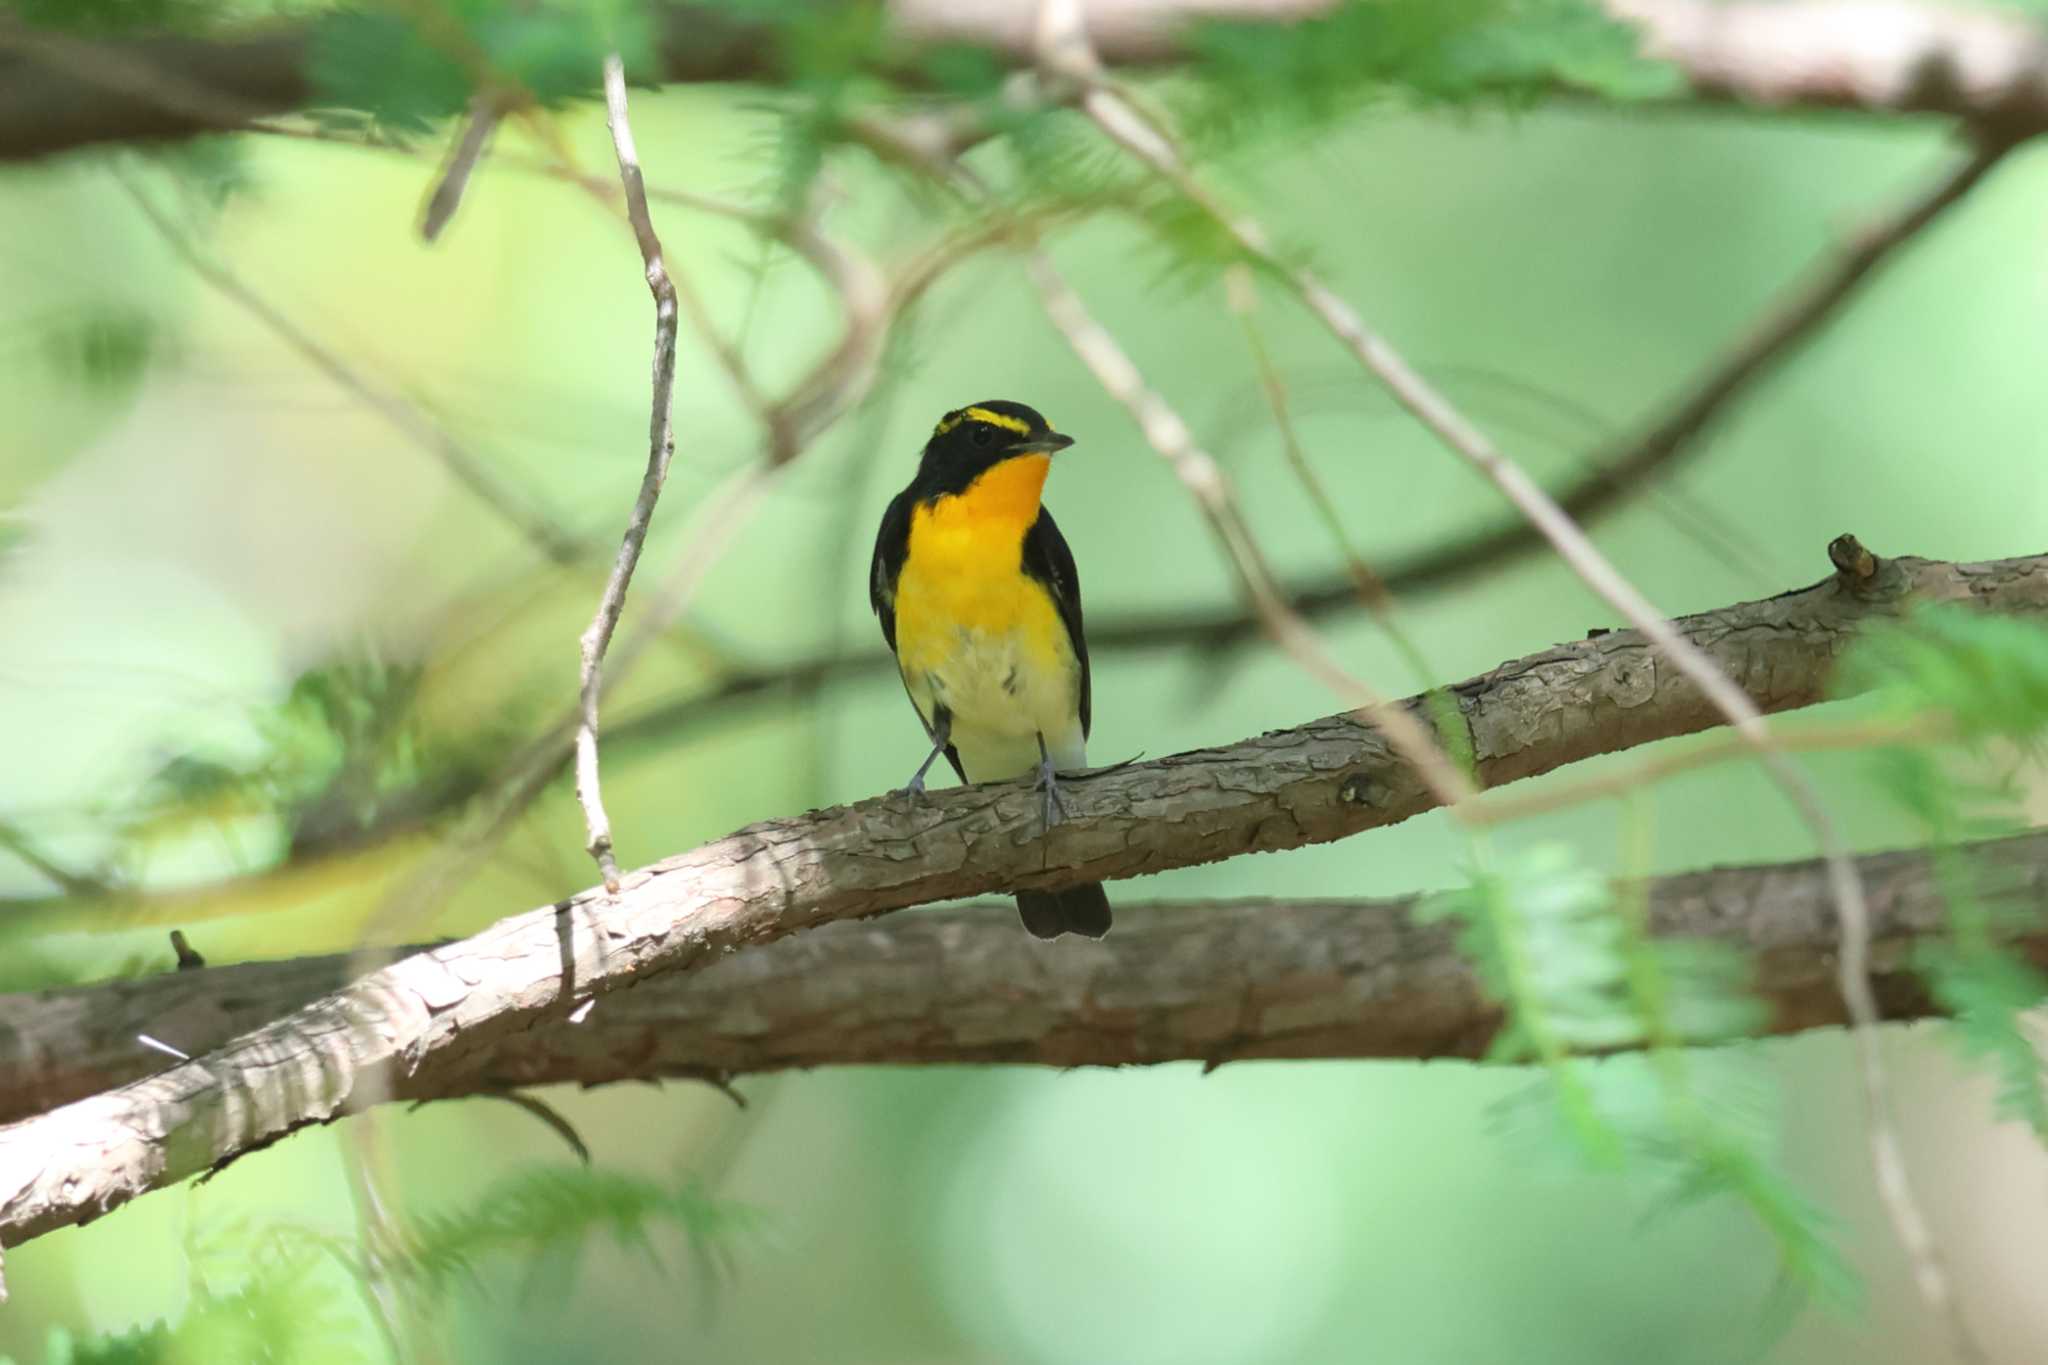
[915,399,1074,497]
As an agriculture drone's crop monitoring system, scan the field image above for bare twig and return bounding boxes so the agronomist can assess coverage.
[1583,135,2016,533]
[1223,267,1384,611]
[252,114,888,464]
[849,107,1477,809]
[1468,716,1950,826]
[1186,133,2017,639]
[419,93,508,242]
[231,109,889,921]
[1024,245,1476,810]
[1052,31,1979,1349]
[574,55,683,893]
[112,168,584,565]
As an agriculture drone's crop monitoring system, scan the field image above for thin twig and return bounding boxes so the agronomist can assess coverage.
[248,119,775,225]
[1468,717,1952,826]
[1216,133,2016,632]
[254,114,885,463]
[847,110,1474,809]
[1025,246,1476,811]
[1050,23,1984,1352]
[1589,136,2015,527]
[575,54,681,893]
[419,92,507,242]
[532,121,781,448]
[602,465,784,687]
[258,109,888,920]
[1223,266,1386,611]
[112,167,584,565]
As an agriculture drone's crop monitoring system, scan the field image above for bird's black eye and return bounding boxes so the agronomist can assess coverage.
[970,424,994,447]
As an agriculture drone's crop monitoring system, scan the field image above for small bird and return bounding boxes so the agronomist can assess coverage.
[869,400,1112,939]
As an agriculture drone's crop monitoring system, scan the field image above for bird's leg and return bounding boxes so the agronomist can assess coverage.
[1034,732,1070,832]
[898,709,951,804]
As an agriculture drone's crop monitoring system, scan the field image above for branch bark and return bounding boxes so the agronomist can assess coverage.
[1,543,2044,1248]
[5,0,2048,162]
[6,831,2045,1127]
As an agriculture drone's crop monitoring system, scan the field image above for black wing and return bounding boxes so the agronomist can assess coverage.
[871,485,966,780]
[1021,505,1092,738]
[869,487,913,652]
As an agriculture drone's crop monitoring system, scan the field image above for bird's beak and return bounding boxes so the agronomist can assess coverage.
[1018,431,1075,454]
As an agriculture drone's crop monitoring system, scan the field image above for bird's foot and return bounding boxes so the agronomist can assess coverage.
[894,771,930,807]
[1033,737,1071,833]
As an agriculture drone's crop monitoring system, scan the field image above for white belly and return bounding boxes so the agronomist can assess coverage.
[901,629,1086,783]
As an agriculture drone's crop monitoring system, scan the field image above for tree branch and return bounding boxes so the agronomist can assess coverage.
[5,0,2048,163]
[6,830,2045,1127]
[1,542,2044,1247]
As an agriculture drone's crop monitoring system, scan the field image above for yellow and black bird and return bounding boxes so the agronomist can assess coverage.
[869,400,1111,939]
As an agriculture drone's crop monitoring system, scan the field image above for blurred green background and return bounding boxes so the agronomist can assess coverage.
[5,81,2048,1362]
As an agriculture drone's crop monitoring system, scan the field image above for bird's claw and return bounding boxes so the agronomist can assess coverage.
[1033,739,1070,833]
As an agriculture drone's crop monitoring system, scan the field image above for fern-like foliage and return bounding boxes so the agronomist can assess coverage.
[13,1166,756,1365]
[1420,846,1762,1065]
[1837,604,2048,1139]
[1177,0,1676,149]
[12,1247,362,1365]
[1842,604,2048,751]
[117,652,523,870]
[1422,844,1851,1305]
[306,1,655,139]
[381,1164,758,1299]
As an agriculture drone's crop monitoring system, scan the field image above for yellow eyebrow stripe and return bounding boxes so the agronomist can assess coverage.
[963,406,1034,435]
[932,406,1042,438]
[934,406,1039,439]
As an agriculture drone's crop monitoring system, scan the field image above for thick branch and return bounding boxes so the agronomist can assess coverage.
[6,831,2045,1126]
[1,544,2044,1247]
[5,0,2048,162]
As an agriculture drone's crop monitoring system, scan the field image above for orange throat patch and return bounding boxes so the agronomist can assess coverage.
[915,453,1051,540]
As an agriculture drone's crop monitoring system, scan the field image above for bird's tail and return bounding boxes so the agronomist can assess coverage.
[1015,882,1112,940]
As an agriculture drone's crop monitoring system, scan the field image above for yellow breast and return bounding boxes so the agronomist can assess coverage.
[891,454,1081,762]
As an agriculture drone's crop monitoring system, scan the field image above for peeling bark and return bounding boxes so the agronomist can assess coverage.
[3,832,2045,1126]
[0,546,2043,1249]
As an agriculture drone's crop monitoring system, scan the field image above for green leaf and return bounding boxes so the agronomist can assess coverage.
[1838,603,2048,749]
